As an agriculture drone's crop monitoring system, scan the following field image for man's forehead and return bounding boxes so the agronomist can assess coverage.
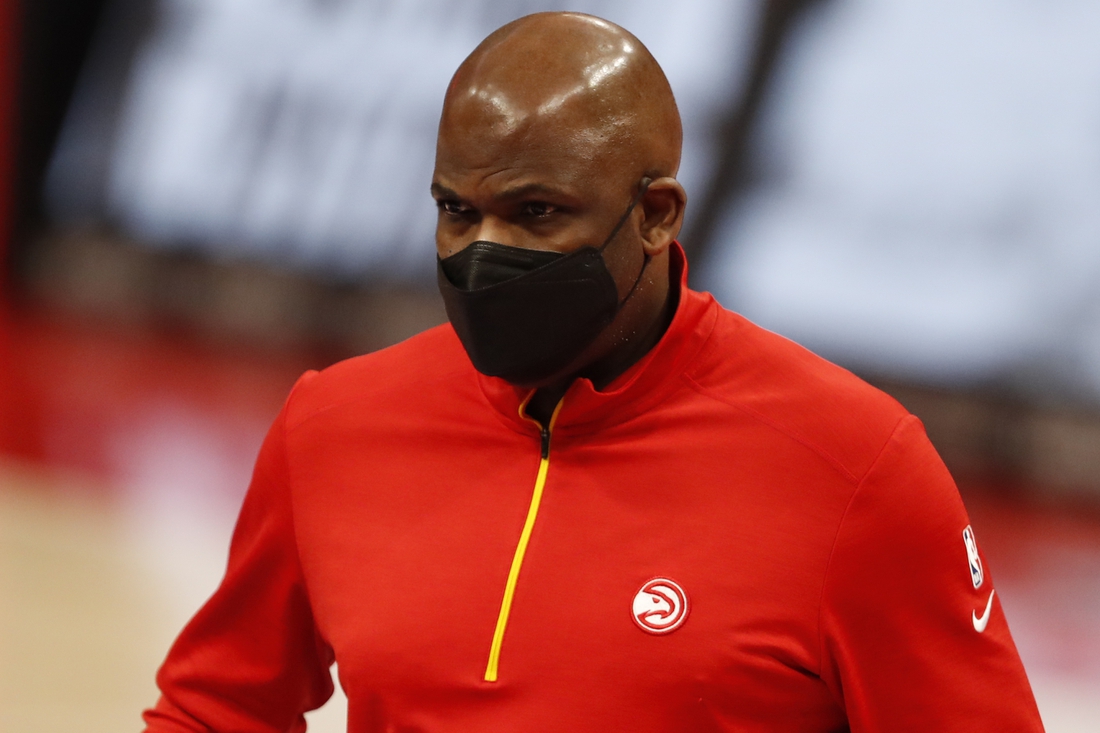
[432,145,605,203]
[436,102,622,187]
[440,71,629,148]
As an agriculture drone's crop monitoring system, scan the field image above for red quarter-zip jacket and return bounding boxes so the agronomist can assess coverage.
[144,245,1043,732]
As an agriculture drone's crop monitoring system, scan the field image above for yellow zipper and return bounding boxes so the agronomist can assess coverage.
[483,395,564,682]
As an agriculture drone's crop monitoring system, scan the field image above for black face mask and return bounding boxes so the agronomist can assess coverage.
[437,181,651,385]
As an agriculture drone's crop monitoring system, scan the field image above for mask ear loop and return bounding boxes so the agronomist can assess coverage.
[597,177,655,307]
[597,177,654,254]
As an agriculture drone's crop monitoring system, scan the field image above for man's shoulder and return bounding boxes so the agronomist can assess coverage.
[284,323,476,428]
[687,300,912,482]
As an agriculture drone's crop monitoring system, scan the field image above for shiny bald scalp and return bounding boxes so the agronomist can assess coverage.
[441,12,683,182]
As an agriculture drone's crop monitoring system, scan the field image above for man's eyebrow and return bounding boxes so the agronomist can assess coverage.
[430,181,574,201]
[430,183,460,199]
[497,182,572,200]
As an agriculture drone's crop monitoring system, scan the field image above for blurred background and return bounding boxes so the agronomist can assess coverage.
[1,0,1099,730]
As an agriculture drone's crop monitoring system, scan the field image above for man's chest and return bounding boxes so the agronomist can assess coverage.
[289,422,851,732]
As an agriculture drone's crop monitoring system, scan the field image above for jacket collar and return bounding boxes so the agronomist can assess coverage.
[476,241,719,438]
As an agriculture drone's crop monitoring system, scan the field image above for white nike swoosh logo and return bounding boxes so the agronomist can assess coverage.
[972,589,995,633]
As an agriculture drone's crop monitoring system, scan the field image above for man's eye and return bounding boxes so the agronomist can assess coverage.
[522,202,556,218]
[437,200,470,216]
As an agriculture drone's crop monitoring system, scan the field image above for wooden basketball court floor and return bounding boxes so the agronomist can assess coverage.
[2,309,1098,732]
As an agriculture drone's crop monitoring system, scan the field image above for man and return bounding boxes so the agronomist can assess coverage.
[144,12,1044,732]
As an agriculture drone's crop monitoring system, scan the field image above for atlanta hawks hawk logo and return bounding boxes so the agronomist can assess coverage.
[632,578,689,634]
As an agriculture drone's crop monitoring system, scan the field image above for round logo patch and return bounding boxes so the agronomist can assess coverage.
[632,577,689,634]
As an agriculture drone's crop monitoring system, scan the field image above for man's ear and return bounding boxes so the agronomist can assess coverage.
[638,177,687,255]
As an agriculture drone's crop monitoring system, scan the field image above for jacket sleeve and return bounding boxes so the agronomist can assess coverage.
[143,373,335,732]
[819,415,1044,732]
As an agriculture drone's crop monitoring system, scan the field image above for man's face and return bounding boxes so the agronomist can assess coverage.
[431,100,645,296]
[431,15,684,390]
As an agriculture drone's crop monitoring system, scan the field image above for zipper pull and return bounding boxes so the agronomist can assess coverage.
[539,425,551,459]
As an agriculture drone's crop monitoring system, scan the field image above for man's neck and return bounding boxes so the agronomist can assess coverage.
[525,384,569,427]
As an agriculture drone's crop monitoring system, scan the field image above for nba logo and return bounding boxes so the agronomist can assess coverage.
[962,525,984,589]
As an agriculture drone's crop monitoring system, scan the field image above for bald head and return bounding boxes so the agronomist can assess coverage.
[433,13,689,393]
[439,13,682,189]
